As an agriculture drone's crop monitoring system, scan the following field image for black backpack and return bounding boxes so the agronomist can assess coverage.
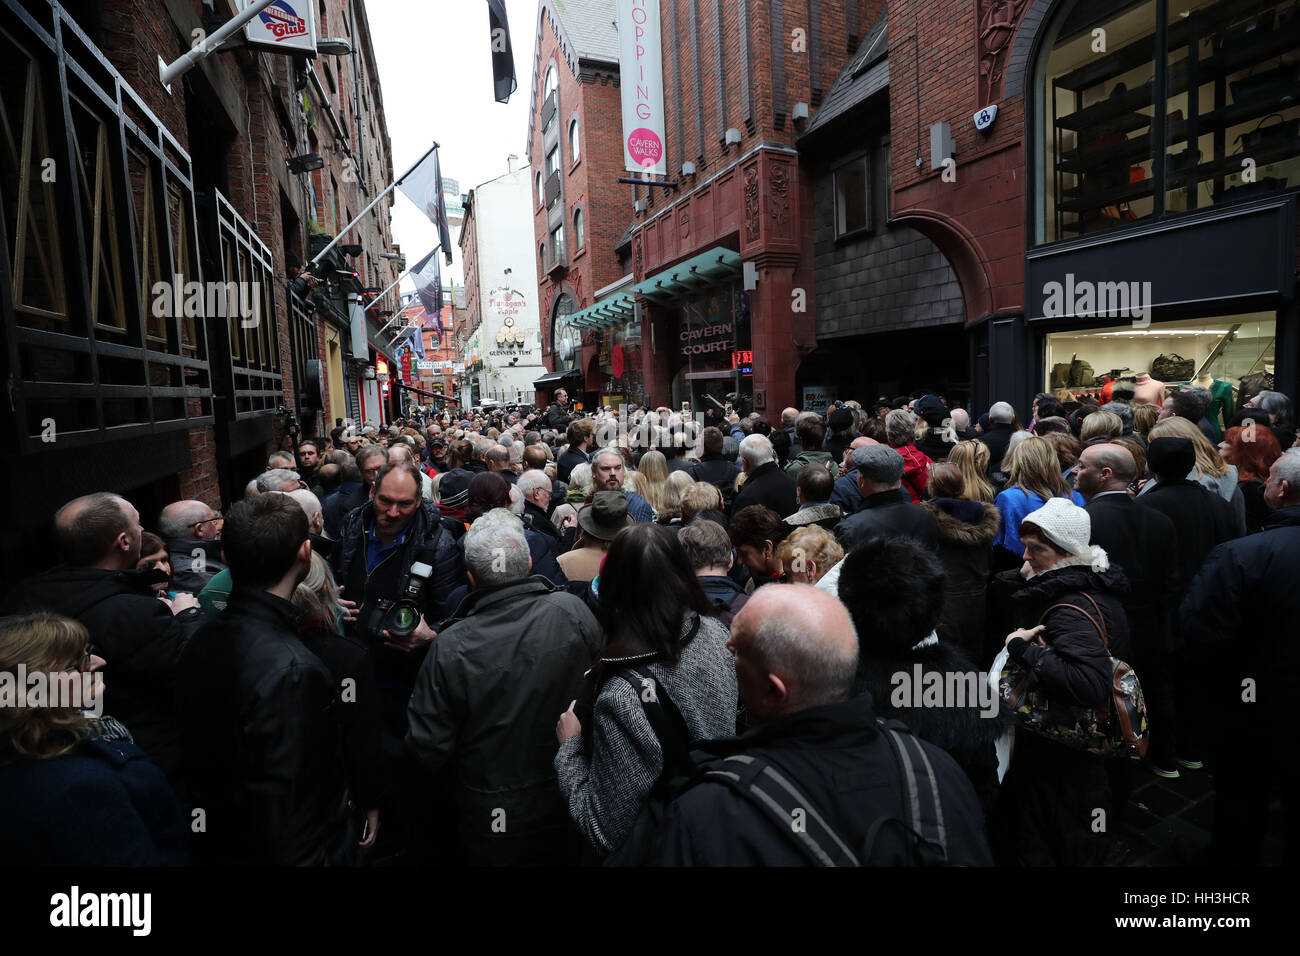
[604,670,950,867]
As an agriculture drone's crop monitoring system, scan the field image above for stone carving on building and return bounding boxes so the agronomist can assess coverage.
[977,0,1029,106]
[769,162,790,235]
[743,164,761,243]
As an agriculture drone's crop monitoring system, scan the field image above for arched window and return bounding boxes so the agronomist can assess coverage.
[539,242,546,275]
[535,171,542,207]
[552,294,580,369]
[568,118,580,163]
[573,208,585,251]
[544,65,558,101]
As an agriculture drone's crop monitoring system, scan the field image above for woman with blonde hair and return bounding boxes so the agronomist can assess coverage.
[775,525,844,586]
[0,611,188,864]
[656,469,696,525]
[948,439,997,504]
[1080,409,1123,443]
[1131,403,1160,440]
[1141,416,1246,527]
[633,449,670,513]
[993,436,1083,568]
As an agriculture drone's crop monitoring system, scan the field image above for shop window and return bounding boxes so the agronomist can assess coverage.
[569,118,580,163]
[1037,0,1300,244]
[573,208,585,251]
[1044,312,1276,405]
[833,155,870,237]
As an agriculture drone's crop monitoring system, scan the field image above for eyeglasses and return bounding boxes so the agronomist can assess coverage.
[192,514,222,530]
[64,644,96,672]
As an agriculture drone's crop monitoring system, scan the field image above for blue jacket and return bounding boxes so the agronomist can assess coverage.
[993,486,1085,558]
[0,737,189,865]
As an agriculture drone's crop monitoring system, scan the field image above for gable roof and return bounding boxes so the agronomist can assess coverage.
[801,10,889,140]
[527,0,621,150]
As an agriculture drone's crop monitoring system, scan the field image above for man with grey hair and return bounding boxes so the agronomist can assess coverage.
[1179,447,1300,864]
[256,468,302,494]
[159,498,229,591]
[267,450,296,471]
[981,401,1018,475]
[406,508,602,865]
[779,406,803,458]
[950,407,973,440]
[731,434,797,518]
[485,443,516,484]
[645,585,991,866]
[518,469,562,546]
[590,447,656,522]
[834,446,938,553]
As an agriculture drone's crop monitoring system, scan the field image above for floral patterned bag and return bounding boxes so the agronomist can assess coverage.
[999,595,1148,758]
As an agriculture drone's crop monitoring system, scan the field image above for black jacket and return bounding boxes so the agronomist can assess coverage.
[691,454,742,509]
[166,537,229,593]
[523,500,563,548]
[0,737,189,866]
[556,445,589,484]
[830,467,866,515]
[835,488,939,554]
[924,499,999,664]
[858,641,1010,819]
[1136,479,1240,598]
[176,588,354,866]
[1085,492,1180,659]
[406,577,603,865]
[731,461,797,518]
[1179,505,1300,742]
[646,693,992,865]
[322,480,368,540]
[980,422,1017,475]
[998,562,1129,707]
[544,402,573,431]
[3,566,204,777]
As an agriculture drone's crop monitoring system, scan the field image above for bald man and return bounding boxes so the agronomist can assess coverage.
[158,498,228,592]
[4,492,204,777]
[1079,441,1181,779]
[830,435,881,515]
[644,585,991,866]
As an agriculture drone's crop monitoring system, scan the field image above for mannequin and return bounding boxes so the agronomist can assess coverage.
[1196,370,1235,442]
[1133,372,1165,406]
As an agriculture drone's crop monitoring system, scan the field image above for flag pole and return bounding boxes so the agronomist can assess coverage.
[364,241,440,313]
[307,140,440,272]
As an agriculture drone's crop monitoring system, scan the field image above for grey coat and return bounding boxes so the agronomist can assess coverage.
[554,612,737,855]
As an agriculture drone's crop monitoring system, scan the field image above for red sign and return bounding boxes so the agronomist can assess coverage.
[731,350,753,369]
[612,345,625,380]
[401,351,413,381]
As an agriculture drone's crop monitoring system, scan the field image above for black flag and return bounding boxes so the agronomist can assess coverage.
[488,0,516,104]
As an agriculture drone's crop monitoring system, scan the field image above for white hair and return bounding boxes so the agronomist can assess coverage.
[245,478,261,498]
[568,463,594,497]
[950,408,971,431]
[464,508,531,585]
[158,500,209,540]
[518,469,551,500]
[1276,448,1300,496]
[1006,429,1034,457]
[739,434,775,468]
[256,468,301,493]
[508,487,525,516]
[286,488,323,524]
[989,401,1016,424]
[750,586,858,709]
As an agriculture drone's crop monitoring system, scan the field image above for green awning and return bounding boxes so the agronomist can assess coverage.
[630,246,743,304]
[569,291,636,332]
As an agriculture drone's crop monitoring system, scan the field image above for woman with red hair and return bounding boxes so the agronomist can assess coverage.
[1219,425,1282,534]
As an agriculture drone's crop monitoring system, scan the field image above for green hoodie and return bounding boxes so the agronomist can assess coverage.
[784,451,839,480]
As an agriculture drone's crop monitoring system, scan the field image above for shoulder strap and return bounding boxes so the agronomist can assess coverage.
[1037,600,1108,650]
[877,722,949,866]
[607,667,695,784]
[695,754,861,867]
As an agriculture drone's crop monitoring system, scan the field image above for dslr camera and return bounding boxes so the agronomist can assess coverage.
[358,545,438,640]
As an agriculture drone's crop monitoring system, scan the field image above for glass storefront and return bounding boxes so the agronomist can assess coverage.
[670,282,753,414]
[599,321,645,409]
[1037,0,1300,243]
[1044,311,1277,407]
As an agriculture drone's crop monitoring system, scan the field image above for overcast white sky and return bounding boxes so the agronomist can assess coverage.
[367,0,537,293]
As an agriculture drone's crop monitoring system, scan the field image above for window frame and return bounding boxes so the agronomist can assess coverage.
[831,152,872,240]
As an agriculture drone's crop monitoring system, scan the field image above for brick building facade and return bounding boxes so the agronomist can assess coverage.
[0,0,397,578]
[528,0,629,408]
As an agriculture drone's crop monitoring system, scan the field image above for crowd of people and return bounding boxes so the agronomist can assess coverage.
[1,378,1296,866]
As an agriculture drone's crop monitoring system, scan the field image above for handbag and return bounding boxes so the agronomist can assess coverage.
[1151,352,1194,382]
[999,594,1148,758]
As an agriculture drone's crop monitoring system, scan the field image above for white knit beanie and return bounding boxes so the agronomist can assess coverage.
[1021,496,1109,572]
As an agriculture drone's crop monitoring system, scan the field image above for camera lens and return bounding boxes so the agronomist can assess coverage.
[391,605,417,633]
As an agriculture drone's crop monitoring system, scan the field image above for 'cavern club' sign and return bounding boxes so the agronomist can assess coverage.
[237,0,318,56]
